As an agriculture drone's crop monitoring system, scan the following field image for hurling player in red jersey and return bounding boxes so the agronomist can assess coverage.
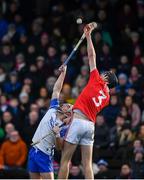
[58,24,118,179]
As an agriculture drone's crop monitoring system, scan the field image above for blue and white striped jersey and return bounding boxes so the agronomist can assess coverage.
[32,99,68,155]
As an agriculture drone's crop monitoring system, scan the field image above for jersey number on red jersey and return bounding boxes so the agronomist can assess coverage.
[92,90,107,107]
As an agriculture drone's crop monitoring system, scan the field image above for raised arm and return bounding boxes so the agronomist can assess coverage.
[84,24,96,72]
[51,66,67,99]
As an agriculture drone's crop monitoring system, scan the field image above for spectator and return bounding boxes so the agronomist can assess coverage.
[16,34,28,54]
[129,66,143,93]
[110,115,125,148]
[115,123,134,162]
[46,46,59,69]
[119,123,134,146]
[117,55,131,75]
[0,44,14,71]
[30,103,39,113]
[19,92,30,116]
[98,43,114,71]
[0,95,11,114]
[9,98,20,115]
[14,53,27,81]
[0,131,27,169]
[36,56,52,85]
[2,23,19,44]
[131,151,144,178]
[62,83,71,102]
[38,32,49,55]
[94,114,110,149]
[124,95,141,128]
[59,52,76,83]
[8,98,23,130]
[26,44,37,64]
[69,165,84,179]
[5,1,19,21]
[3,71,21,97]
[22,111,39,148]
[133,139,144,154]
[116,73,132,100]
[46,76,57,95]
[39,87,48,100]
[36,98,48,118]
[103,95,121,127]
[79,65,89,80]
[93,31,103,54]
[117,3,137,31]
[30,19,42,44]
[133,46,142,65]
[21,84,31,97]
[97,9,111,32]
[95,159,112,179]
[127,86,140,104]
[14,14,26,36]
[72,76,87,98]
[117,164,133,179]
[4,123,15,139]
[120,106,131,123]
[1,111,14,128]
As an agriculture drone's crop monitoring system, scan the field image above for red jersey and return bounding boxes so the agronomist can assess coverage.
[73,69,110,123]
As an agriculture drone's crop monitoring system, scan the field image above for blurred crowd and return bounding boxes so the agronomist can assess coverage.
[0,0,144,179]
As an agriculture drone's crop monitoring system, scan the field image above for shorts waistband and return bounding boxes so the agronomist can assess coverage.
[73,111,90,122]
[32,145,54,156]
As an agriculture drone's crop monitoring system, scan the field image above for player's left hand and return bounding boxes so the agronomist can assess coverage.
[84,23,94,37]
[58,65,67,73]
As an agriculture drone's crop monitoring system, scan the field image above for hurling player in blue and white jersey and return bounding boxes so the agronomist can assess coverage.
[28,66,72,179]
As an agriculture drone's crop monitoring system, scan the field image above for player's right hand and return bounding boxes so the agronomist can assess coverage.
[53,126,60,135]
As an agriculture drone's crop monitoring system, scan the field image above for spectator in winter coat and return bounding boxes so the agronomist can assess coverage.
[131,151,144,178]
[110,115,125,148]
[103,95,121,127]
[116,73,132,100]
[94,114,110,148]
[3,71,21,97]
[124,95,141,129]
[95,159,113,179]
[0,131,27,169]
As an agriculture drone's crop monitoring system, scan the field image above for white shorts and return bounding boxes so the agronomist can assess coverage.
[65,118,95,146]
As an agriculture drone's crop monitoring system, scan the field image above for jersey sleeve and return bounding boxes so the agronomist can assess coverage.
[88,69,101,84]
[49,98,59,109]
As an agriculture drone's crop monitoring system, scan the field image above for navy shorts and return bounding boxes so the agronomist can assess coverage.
[28,147,53,173]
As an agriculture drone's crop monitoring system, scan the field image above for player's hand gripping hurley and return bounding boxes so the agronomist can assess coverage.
[31,123,66,146]
[63,22,98,66]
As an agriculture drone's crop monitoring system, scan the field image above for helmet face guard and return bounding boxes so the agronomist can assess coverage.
[57,103,73,117]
